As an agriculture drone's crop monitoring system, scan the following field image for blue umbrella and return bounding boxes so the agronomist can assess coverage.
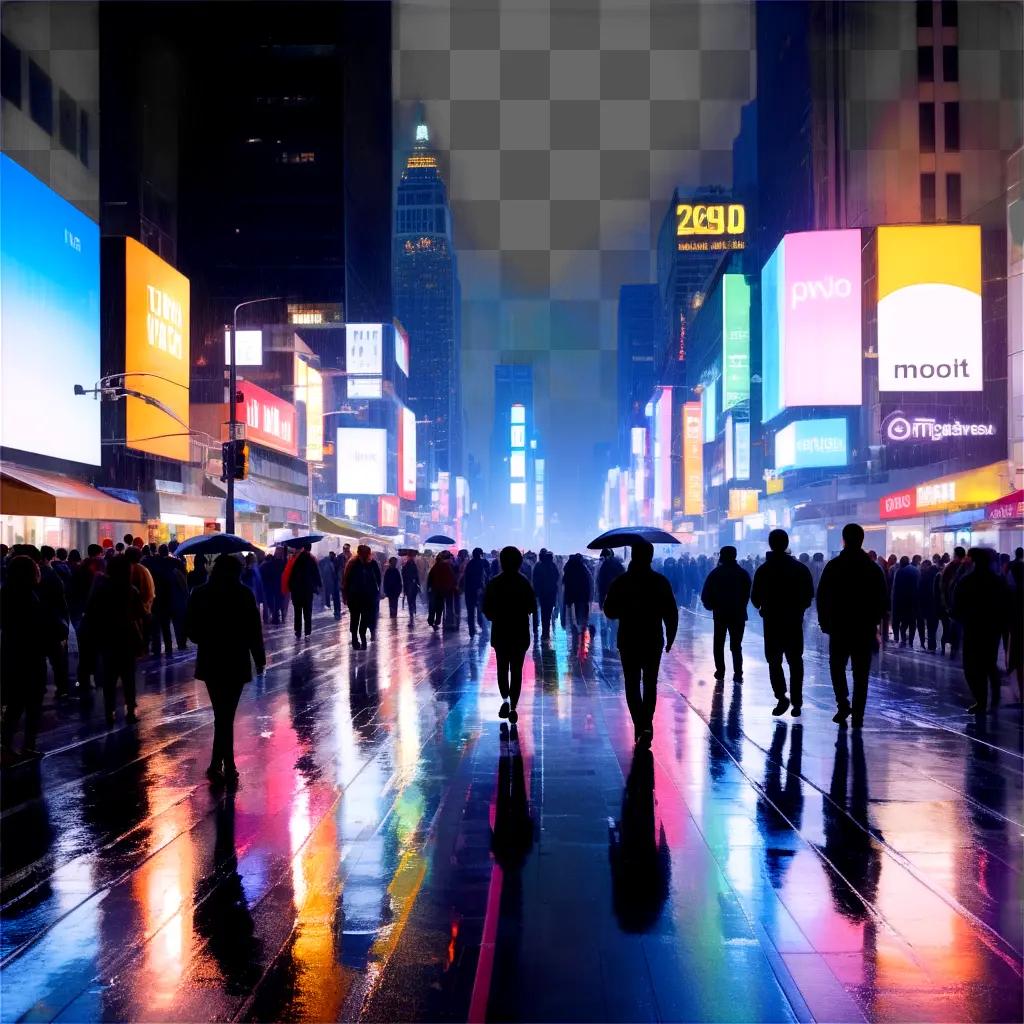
[175,533,261,557]
[279,533,324,548]
[587,526,679,550]
[425,533,456,545]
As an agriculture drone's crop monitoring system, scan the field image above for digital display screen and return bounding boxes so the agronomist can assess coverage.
[0,155,101,464]
[337,427,387,495]
[774,417,848,472]
[224,329,262,366]
[346,323,383,375]
[399,405,417,500]
[676,201,746,252]
[395,323,410,377]
[722,274,750,411]
[236,380,296,457]
[682,401,703,515]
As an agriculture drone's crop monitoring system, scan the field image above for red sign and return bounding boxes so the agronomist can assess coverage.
[879,488,917,520]
[987,489,1024,522]
[235,380,297,456]
[378,494,399,529]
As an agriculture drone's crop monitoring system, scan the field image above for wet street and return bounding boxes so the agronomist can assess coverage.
[1,607,1021,1023]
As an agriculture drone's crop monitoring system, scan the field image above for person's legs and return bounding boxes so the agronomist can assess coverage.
[304,597,314,635]
[508,649,526,709]
[159,609,173,655]
[640,652,661,732]
[293,597,302,637]
[763,625,788,700]
[350,607,362,645]
[332,587,342,619]
[829,636,852,715]
[205,681,225,770]
[712,620,727,677]
[100,655,119,719]
[408,592,417,619]
[729,620,745,678]
[122,658,138,715]
[850,642,872,724]
[620,651,643,734]
[982,631,1002,707]
[786,621,805,708]
[465,596,477,635]
[495,650,511,702]
[540,601,553,638]
[389,594,399,618]
[220,683,244,771]
[960,632,986,709]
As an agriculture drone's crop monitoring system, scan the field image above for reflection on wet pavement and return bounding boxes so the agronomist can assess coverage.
[1,608,1020,1022]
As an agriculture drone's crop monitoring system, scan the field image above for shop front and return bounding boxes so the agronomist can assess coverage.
[1,463,142,550]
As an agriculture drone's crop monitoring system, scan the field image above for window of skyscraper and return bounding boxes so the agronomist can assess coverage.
[944,102,960,152]
[919,102,936,153]
[945,173,962,221]
[1,36,21,107]
[916,0,933,27]
[942,45,959,82]
[58,89,77,153]
[920,173,936,221]
[941,0,958,27]
[917,46,934,83]
[27,59,52,134]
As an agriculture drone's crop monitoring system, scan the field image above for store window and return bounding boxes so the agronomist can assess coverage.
[919,102,935,153]
[28,58,52,133]
[944,102,960,152]
[942,45,959,82]
[920,173,936,221]
[946,173,961,222]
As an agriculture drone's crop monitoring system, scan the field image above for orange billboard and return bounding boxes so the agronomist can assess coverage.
[683,401,703,516]
[124,237,190,460]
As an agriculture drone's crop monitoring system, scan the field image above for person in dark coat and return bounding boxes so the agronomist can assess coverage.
[426,552,457,631]
[326,551,342,619]
[401,554,421,622]
[258,549,285,625]
[149,544,189,655]
[562,553,594,635]
[187,552,209,591]
[596,548,626,650]
[532,549,560,641]
[918,558,940,652]
[186,555,266,784]
[482,547,537,723]
[939,547,968,656]
[37,546,71,697]
[603,540,678,746]
[751,529,815,717]
[83,555,147,726]
[891,556,920,647]
[240,553,265,613]
[1,556,59,762]
[286,544,321,639]
[461,548,489,637]
[318,552,336,611]
[383,557,403,618]
[701,546,752,681]
[816,523,889,728]
[343,545,379,647]
[953,548,1010,713]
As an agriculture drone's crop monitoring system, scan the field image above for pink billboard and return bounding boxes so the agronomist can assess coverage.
[763,229,862,420]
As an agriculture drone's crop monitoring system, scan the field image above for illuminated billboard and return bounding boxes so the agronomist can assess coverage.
[653,387,672,522]
[725,414,750,482]
[224,329,262,366]
[125,237,190,461]
[722,274,750,411]
[702,377,717,443]
[774,417,848,473]
[394,322,410,377]
[0,155,101,465]
[293,357,323,462]
[727,489,759,519]
[676,200,746,253]
[337,427,387,495]
[877,225,981,392]
[346,323,383,375]
[236,380,297,456]
[761,229,862,422]
[878,462,1007,520]
[347,377,383,399]
[378,494,400,529]
[399,405,417,500]
[682,401,703,515]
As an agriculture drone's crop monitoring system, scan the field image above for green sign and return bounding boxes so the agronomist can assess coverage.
[722,273,750,411]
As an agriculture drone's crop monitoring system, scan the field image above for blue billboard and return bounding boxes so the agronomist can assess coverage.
[0,155,101,464]
[774,417,848,472]
[761,242,784,423]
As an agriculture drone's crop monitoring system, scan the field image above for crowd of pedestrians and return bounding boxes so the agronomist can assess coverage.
[1,527,1020,772]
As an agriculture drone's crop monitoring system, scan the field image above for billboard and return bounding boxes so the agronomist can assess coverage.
[236,380,297,456]
[878,462,1007,520]
[395,322,410,377]
[728,489,759,520]
[337,427,387,495]
[653,387,672,521]
[722,274,750,410]
[293,357,323,462]
[761,229,862,422]
[877,225,981,392]
[702,377,717,443]
[774,417,848,472]
[378,494,400,529]
[682,401,703,515]
[725,414,750,482]
[125,237,190,461]
[347,377,383,399]
[0,155,101,465]
[224,329,262,366]
[399,405,417,500]
[346,323,383,375]
[675,200,746,253]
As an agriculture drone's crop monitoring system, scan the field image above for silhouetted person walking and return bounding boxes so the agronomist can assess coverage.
[562,553,593,636]
[596,548,626,650]
[383,556,403,618]
[187,554,266,786]
[401,553,420,622]
[701,546,751,681]
[751,529,814,717]
[427,551,456,631]
[816,523,889,728]
[343,545,379,648]
[286,544,320,639]
[462,547,489,637]
[953,547,1010,713]
[482,546,537,724]
[532,549,560,641]
[603,540,678,747]
[891,556,920,647]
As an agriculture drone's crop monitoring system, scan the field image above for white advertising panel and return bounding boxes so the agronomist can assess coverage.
[346,323,383,375]
[224,329,263,366]
[337,427,387,495]
[347,377,383,399]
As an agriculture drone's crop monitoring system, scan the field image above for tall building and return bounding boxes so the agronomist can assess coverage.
[393,117,461,492]
[617,285,663,463]
[490,363,534,541]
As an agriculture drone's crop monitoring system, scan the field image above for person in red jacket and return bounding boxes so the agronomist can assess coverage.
[426,551,457,631]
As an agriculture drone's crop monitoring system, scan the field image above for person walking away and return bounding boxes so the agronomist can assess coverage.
[1,556,59,763]
[383,556,403,618]
[891,556,920,647]
[562,553,594,637]
[701,546,752,681]
[939,547,968,657]
[342,545,378,647]
[326,551,342,619]
[186,554,266,785]
[427,552,457,631]
[83,554,147,726]
[603,540,678,747]
[258,549,285,625]
[367,551,383,638]
[462,548,489,637]
[37,546,72,698]
[401,553,421,622]
[318,551,337,612]
[918,558,940,652]
[751,529,814,717]
[482,547,537,724]
[240,553,265,616]
[952,547,1010,714]
[816,523,889,728]
[596,548,626,650]
[532,549,560,641]
[286,543,321,639]
[149,544,188,654]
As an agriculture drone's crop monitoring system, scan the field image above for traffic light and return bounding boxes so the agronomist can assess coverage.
[221,439,250,481]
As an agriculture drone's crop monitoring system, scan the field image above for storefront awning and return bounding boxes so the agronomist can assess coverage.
[1,464,142,522]
[152,489,225,523]
[314,512,391,546]
[986,489,1024,524]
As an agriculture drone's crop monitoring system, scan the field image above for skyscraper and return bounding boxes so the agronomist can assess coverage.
[393,118,461,494]
[617,284,663,464]
[490,363,535,542]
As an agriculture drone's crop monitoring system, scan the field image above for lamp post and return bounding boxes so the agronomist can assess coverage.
[227,297,281,534]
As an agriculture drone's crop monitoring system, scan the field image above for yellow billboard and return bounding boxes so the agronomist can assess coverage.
[682,401,703,516]
[124,238,190,460]
[728,489,760,520]
[294,355,324,462]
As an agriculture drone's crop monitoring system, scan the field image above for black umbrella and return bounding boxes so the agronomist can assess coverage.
[587,526,680,550]
[176,533,261,557]
[425,533,456,545]
[279,533,324,548]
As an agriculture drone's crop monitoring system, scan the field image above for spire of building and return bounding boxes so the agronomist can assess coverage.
[405,112,437,172]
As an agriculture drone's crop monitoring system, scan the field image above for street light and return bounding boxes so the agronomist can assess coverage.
[226,296,281,533]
